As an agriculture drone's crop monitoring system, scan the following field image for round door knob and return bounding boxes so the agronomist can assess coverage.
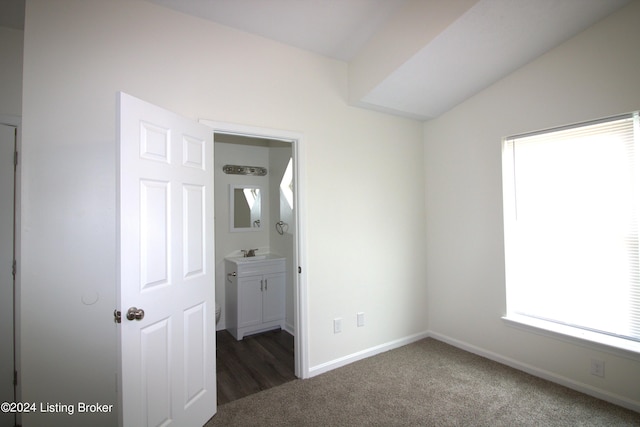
[126,307,145,321]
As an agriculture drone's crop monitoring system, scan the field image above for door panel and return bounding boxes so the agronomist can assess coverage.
[141,319,171,427]
[117,92,216,427]
[263,272,286,323]
[140,180,170,288]
[183,184,205,278]
[238,277,263,328]
[184,303,206,406]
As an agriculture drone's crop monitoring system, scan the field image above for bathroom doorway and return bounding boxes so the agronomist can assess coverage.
[203,120,307,403]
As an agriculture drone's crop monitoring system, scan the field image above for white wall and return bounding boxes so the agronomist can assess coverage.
[0,25,23,117]
[424,0,640,411]
[20,1,426,425]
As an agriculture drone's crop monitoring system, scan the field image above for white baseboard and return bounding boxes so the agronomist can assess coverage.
[283,321,295,336]
[307,331,430,378]
[427,331,640,414]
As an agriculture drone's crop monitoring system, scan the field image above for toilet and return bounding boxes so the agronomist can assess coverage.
[215,302,221,325]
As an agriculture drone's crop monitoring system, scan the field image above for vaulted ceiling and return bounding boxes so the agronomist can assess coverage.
[148,0,631,121]
[2,0,631,121]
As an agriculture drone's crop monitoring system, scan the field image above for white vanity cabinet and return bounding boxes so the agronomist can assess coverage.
[225,256,286,340]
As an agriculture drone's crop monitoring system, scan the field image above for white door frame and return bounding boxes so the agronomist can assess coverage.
[1,115,21,427]
[200,119,309,379]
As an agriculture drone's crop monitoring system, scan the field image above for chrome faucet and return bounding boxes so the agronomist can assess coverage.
[241,249,258,257]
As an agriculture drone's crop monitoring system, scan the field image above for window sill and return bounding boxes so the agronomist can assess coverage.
[502,314,640,361]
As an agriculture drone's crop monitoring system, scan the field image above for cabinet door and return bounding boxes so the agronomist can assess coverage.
[262,272,286,323]
[238,276,264,328]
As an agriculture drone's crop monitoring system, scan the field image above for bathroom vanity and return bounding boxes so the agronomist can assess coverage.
[225,255,286,340]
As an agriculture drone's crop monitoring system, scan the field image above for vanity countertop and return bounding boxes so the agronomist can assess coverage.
[225,254,286,277]
[225,253,285,263]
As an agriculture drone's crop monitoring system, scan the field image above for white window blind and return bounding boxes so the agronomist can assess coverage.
[503,112,640,344]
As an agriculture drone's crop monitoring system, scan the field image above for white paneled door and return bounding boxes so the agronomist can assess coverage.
[117,93,216,427]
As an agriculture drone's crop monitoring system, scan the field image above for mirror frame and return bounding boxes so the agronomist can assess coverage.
[229,184,264,232]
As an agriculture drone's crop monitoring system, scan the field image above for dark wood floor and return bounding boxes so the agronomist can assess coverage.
[216,328,296,405]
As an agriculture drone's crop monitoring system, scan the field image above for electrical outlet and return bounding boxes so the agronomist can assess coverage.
[357,312,365,327]
[590,359,605,377]
[333,318,342,334]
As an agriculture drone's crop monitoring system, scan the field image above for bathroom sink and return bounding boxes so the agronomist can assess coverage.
[228,255,268,262]
[238,255,267,261]
[226,254,286,264]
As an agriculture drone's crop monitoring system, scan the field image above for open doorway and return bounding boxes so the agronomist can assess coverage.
[203,121,307,404]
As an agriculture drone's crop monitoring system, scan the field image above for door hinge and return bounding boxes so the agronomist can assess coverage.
[12,259,16,280]
[13,370,18,386]
[298,266,302,274]
[13,127,18,167]
[113,309,122,324]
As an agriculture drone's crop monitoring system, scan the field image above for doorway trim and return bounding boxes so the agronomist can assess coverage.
[199,119,309,379]
[1,114,21,426]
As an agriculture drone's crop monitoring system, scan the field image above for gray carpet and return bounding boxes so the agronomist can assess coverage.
[205,338,640,426]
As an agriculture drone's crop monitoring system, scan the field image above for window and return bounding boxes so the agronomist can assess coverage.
[280,157,294,210]
[502,112,640,350]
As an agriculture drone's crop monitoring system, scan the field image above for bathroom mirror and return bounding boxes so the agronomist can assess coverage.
[230,184,263,232]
